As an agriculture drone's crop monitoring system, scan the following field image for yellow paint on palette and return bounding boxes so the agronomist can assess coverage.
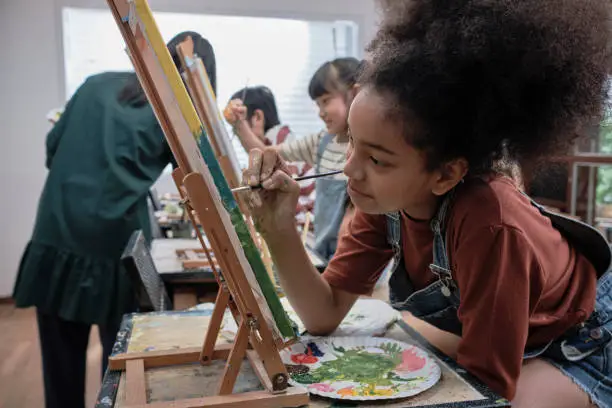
[133,0,203,139]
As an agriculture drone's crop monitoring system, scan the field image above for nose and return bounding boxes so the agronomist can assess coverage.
[343,146,364,181]
[319,109,326,120]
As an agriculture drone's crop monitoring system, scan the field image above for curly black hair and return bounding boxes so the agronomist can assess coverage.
[360,0,612,174]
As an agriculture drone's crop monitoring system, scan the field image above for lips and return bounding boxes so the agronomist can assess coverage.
[347,183,372,198]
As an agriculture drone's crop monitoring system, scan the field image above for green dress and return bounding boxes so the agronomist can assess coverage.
[13,72,173,326]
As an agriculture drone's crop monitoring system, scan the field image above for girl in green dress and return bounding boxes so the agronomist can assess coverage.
[12,31,215,408]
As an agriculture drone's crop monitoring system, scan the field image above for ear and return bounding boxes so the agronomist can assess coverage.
[253,109,265,124]
[431,158,468,196]
[250,109,266,140]
[347,84,360,103]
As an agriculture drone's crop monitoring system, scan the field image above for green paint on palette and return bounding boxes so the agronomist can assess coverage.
[298,343,405,386]
[290,342,429,398]
[195,127,296,338]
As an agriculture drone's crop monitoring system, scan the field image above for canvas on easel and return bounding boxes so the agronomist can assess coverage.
[105,0,308,407]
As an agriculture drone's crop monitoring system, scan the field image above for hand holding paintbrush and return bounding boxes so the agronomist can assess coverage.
[231,169,342,193]
[241,149,341,237]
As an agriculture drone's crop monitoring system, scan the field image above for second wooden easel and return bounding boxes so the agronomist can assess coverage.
[175,36,276,283]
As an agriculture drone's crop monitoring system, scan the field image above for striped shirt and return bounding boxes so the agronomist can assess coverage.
[278,131,348,180]
[264,125,320,224]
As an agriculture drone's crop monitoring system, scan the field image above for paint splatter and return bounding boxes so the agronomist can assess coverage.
[309,383,335,393]
[337,387,356,397]
[307,342,324,357]
[395,349,426,372]
[291,353,318,364]
[285,364,309,376]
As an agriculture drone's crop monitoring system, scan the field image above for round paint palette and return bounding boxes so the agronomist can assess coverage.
[281,337,441,401]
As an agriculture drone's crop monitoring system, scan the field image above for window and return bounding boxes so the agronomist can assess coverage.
[62,8,359,168]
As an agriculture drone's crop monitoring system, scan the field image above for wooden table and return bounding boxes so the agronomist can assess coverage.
[151,238,217,283]
[95,310,510,408]
[152,238,327,279]
[150,238,218,309]
[151,239,328,309]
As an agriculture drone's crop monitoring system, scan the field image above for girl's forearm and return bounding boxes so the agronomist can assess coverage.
[264,228,349,334]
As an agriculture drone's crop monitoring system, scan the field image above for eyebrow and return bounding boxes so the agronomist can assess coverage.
[363,141,397,156]
[347,127,398,156]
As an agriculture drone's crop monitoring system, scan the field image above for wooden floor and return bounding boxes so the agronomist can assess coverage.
[0,304,103,408]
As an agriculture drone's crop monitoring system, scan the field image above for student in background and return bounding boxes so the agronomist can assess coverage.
[12,32,216,408]
[243,0,612,406]
[226,58,361,260]
[225,85,315,228]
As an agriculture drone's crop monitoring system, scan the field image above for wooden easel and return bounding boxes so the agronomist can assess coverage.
[175,37,275,282]
[105,1,308,407]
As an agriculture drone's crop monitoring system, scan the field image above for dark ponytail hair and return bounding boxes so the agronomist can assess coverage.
[118,31,216,106]
[308,57,361,100]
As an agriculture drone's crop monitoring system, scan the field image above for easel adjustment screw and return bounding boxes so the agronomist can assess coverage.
[179,198,191,209]
[272,373,288,391]
[247,316,259,330]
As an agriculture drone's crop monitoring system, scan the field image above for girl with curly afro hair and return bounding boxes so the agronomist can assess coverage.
[244,1,612,406]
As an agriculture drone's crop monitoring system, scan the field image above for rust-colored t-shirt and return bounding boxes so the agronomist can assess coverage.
[323,176,598,399]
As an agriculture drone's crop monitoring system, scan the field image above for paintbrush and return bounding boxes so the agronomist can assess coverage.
[231,169,343,193]
[241,78,249,101]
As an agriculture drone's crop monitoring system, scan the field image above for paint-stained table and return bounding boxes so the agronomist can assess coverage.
[95,309,510,408]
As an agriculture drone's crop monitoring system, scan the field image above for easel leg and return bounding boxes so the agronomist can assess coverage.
[200,286,230,364]
[218,321,249,395]
[125,359,147,405]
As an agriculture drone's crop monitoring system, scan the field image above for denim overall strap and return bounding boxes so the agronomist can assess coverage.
[315,133,335,174]
[385,212,415,302]
[385,211,402,272]
[385,192,462,335]
[312,133,348,261]
[429,190,456,294]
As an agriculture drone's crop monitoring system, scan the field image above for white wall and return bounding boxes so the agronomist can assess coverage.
[0,0,378,297]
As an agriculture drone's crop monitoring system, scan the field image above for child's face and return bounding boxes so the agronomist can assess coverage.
[344,87,462,219]
[315,92,349,135]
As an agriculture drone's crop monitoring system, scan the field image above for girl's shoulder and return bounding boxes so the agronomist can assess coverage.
[449,176,538,232]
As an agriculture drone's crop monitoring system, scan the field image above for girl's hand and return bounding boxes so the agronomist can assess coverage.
[242,148,299,236]
[223,99,247,125]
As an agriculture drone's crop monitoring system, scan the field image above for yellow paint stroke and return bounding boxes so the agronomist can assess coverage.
[133,0,203,139]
